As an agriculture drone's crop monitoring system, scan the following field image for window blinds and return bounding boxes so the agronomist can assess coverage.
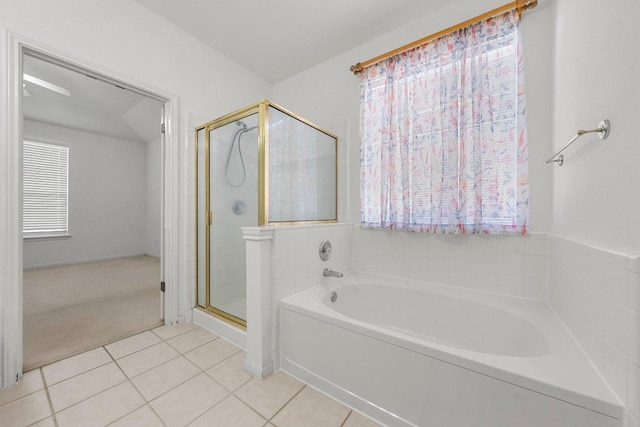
[23,140,69,236]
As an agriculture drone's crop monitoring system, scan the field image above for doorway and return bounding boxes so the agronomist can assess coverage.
[1,33,181,387]
[21,51,165,369]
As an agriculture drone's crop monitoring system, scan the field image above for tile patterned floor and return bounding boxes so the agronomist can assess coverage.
[0,323,381,427]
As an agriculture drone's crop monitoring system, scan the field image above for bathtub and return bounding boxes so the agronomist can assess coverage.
[279,273,624,427]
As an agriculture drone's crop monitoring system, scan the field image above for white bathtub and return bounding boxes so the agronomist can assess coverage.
[279,273,624,427]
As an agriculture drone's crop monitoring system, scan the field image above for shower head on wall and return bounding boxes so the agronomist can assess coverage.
[235,120,257,133]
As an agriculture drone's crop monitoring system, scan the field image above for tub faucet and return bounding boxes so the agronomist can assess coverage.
[323,268,343,278]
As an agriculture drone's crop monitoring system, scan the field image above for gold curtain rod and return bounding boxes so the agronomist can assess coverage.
[349,0,538,75]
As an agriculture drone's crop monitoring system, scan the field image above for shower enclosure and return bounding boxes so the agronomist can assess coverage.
[195,100,337,328]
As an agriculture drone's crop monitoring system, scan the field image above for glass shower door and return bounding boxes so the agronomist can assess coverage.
[207,113,259,325]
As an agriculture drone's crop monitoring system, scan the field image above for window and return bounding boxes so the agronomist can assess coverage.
[23,140,69,238]
[360,10,528,235]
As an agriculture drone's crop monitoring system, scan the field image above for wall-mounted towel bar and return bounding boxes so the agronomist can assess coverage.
[546,119,610,166]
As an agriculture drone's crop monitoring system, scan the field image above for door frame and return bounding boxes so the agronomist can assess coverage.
[1,31,181,388]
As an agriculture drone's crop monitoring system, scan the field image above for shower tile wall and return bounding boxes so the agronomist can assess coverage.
[271,223,353,369]
[352,226,549,301]
[181,113,207,323]
[548,235,640,424]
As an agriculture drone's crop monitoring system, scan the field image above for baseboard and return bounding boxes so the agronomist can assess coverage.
[23,253,149,270]
[193,308,246,350]
[244,358,273,379]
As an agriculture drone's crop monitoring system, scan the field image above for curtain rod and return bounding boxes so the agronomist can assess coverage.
[349,0,538,75]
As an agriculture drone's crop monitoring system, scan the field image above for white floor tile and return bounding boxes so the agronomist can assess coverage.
[184,338,241,370]
[109,404,164,427]
[105,331,161,360]
[0,389,51,427]
[166,327,218,354]
[0,370,44,406]
[131,356,200,401]
[188,395,266,427]
[150,373,229,427]
[205,351,252,392]
[29,416,56,427]
[343,410,383,427]
[271,386,350,427]
[234,371,304,419]
[48,362,126,412]
[42,347,112,385]
[15,328,381,427]
[116,342,179,378]
[55,381,144,427]
[152,322,198,341]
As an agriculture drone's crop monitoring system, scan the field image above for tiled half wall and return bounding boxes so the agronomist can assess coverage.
[250,223,639,425]
[548,234,640,426]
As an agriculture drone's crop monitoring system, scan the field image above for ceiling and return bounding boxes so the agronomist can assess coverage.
[23,1,453,139]
[132,0,453,83]
[23,54,163,143]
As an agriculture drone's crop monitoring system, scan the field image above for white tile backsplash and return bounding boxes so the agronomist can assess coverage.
[524,277,547,301]
[629,272,640,312]
[259,224,640,420]
[353,227,548,301]
[549,234,640,417]
[629,363,640,420]
[270,223,353,371]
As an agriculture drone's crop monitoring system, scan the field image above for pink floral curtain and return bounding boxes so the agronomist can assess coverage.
[360,10,528,234]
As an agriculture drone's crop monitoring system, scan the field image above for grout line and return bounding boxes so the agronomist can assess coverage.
[164,334,218,355]
[46,358,119,390]
[50,375,129,415]
[99,348,153,427]
[0,374,45,408]
[266,383,307,423]
[187,393,236,426]
[151,321,200,342]
[229,385,271,424]
[39,368,59,427]
[340,409,353,427]
[129,356,199,403]
[110,340,176,371]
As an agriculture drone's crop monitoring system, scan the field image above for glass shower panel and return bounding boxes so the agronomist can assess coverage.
[208,113,259,323]
[268,106,336,222]
[196,127,206,308]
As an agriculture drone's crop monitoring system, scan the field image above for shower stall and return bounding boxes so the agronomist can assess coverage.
[195,100,338,328]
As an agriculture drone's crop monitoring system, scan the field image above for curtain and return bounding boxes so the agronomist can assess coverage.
[360,10,528,234]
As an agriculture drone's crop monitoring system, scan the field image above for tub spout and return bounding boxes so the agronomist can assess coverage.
[323,268,343,278]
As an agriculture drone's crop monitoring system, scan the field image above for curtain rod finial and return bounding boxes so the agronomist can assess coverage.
[350,63,362,75]
[518,0,538,13]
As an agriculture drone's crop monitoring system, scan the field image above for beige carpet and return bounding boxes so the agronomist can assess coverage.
[23,255,163,371]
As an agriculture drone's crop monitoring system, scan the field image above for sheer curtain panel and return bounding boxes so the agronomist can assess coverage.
[360,10,528,234]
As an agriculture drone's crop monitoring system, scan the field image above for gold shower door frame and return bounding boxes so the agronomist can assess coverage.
[194,99,338,328]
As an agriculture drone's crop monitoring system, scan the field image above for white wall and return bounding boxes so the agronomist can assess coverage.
[0,0,271,120]
[550,1,640,425]
[269,6,640,425]
[270,0,555,299]
[0,0,272,322]
[23,120,147,268]
[552,0,640,253]
[145,137,161,258]
[272,0,554,232]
